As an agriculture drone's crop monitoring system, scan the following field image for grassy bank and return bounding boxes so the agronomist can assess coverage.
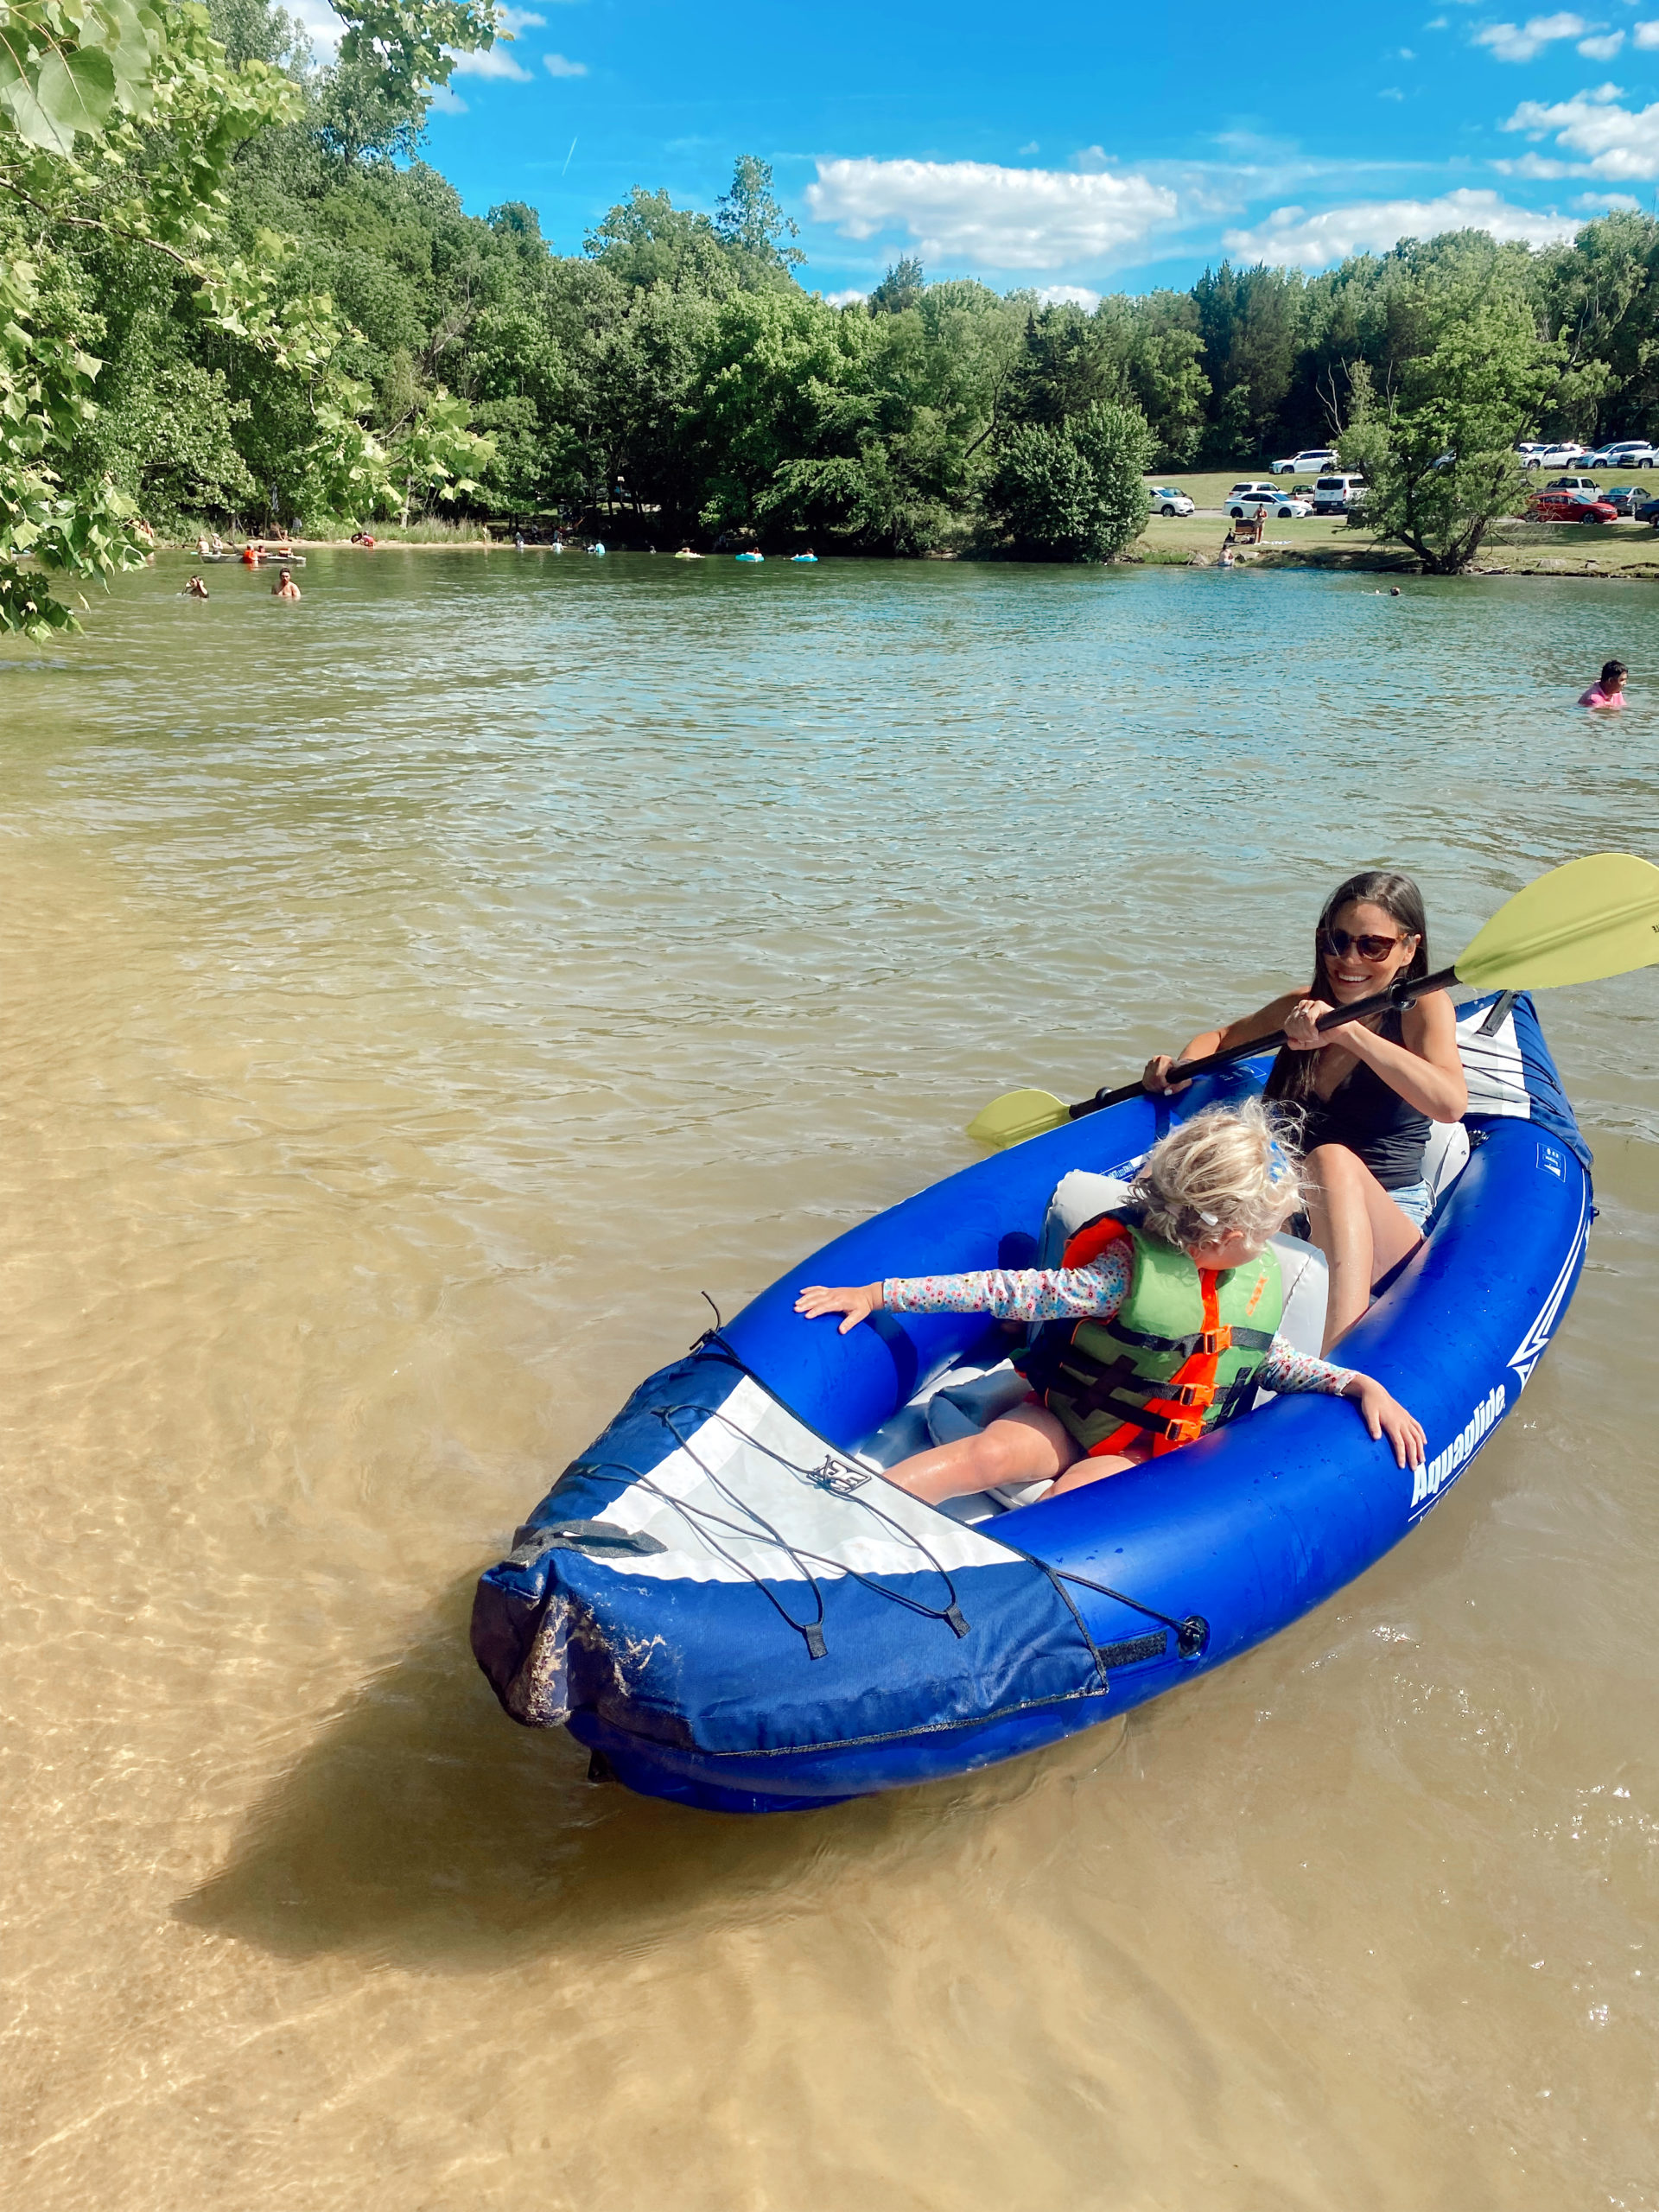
[1138,471,1659,578]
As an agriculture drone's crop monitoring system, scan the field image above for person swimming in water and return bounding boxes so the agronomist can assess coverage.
[795,1102,1425,1506]
[271,569,301,600]
[1580,658,1626,709]
[182,575,209,600]
[1142,870,1467,1352]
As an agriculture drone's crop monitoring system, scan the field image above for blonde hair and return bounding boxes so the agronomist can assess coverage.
[1131,1099,1302,1251]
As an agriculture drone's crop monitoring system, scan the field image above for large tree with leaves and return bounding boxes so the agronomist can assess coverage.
[0,0,495,635]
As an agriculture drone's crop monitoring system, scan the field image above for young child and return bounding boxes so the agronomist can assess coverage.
[796,1102,1426,1508]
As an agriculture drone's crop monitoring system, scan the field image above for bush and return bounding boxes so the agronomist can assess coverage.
[986,400,1153,561]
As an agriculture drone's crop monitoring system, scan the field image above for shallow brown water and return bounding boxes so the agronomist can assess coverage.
[3,550,1658,2210]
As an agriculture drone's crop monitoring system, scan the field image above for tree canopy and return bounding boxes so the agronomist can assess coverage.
[10,2,1659,627]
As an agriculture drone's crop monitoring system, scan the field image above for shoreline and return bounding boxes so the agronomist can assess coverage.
[153,533,1659,580]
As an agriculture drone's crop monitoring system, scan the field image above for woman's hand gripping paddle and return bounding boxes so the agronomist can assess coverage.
[967,852,1659,1150]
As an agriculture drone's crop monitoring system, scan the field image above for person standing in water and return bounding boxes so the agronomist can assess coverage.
[271,569,301,600]
[1580,659,1626,709]
[1142,870,1467,1351]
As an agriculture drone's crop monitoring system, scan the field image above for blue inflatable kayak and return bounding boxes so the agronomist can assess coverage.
[472,994,1592,1813]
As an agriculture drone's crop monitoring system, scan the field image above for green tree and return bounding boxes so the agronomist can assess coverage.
[1339,253,1557,574]
[714,155,804,286]
[986,399,1152,562]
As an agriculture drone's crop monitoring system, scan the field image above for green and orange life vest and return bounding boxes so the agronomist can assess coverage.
[1018,1211,1283,1459]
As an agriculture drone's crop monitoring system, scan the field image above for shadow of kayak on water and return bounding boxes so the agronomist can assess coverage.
[174,1572,1122,1971]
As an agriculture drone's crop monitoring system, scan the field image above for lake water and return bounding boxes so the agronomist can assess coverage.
[4,549,1658,2212]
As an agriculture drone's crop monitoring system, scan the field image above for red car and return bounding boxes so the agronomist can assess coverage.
[1529,489,1619,524]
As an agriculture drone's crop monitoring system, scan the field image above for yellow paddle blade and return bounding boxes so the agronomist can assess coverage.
[965,1087,1071,1149]
[1456,852,1659,992]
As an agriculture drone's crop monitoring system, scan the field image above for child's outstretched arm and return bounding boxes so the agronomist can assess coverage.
[1262,1343,1426,1469]
[794,1282,885,1334]
[1339,1374,1427,1469]
[795,1248,1134,1335]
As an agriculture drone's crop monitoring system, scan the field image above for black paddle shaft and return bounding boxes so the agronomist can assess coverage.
[1069,963,1461,1122]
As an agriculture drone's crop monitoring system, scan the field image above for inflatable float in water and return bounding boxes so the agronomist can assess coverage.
[472,993,1591,1813]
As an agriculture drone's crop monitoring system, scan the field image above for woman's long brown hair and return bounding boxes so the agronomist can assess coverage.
[1262,871,1430,1108]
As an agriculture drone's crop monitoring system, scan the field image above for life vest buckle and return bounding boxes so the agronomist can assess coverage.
[1169,1380,1216,1408]
[1198,1325,1232,1356]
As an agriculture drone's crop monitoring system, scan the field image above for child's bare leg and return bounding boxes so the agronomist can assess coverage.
[1044,1435,1154,1495]
[883,1403,1078,1504]
[1303,1141,1422,1351]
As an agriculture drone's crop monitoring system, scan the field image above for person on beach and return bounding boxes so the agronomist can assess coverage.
[182,575,209,599]
[1580,659,1626,709]
[796,1103,1425,1507]
[1142,870,1467,1351]
[271,569,301,600]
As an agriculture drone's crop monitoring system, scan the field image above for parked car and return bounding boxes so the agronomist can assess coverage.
[1313,473,1367,513]
[1636,494,1659,527]
[1601,484,1645,514]
[1515,442,1549,461]
[1227,485,1313,518]
[1529,488,1618,523]
[1543,474,1602,496]
[1585,440,1657,469]
[1270,448,1338,475]
[1521,442,1590,469]
[1147,485,1195,516]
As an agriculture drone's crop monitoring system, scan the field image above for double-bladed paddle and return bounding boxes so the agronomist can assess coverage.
[967,852,1659,1150]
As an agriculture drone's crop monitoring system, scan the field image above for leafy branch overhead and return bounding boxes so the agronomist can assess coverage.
[0,0,499,636]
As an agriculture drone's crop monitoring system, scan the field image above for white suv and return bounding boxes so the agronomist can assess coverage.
[1521,442,1589,469]
[1147,485,1195,516]
[1586,440,1656,469]
[1271,448,1338,475]
[1312,473,1366,513]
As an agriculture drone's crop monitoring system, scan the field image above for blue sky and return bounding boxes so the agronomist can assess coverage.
[300,2,1659,296]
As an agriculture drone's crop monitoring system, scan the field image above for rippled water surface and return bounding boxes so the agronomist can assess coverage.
[5,550,1659,2211]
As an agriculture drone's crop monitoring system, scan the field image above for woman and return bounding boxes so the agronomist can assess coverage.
[1143,871,1468,1351]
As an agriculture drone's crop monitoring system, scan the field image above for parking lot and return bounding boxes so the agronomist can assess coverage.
[1138,466,1659,575]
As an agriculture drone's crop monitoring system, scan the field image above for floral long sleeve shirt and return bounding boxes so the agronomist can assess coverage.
[881,1243,1355,1396]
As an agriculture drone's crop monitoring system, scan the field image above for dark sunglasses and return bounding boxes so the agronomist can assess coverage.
[1321,926,1412,962]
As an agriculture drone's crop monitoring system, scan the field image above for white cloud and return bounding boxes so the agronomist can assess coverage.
[543,52,588,74]
[1224,187,1582,265]
[1037,283,1103,307]
[1573,189,1641,207]
[429,82,467,113]
[1473,13,1590,60]
[1635,19,1659,46]
[803,157,1177,270]
[1493,148,1587,172]
[1504,86,1659,175]
[286,0,343,53]
[823,289,868,307]
[448,44,532,79]
[1017,140,1040,156]
[495,6,546,28]
[1380,85,1407,99]
[1578,30,1625,59]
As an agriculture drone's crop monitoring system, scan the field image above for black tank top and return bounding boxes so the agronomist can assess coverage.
[1297,1007,1430,1190]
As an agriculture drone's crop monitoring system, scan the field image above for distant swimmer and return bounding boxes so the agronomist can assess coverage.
[674,543,702,559]
[1580,658,1627,709]
[271,568,301,600]
[791,549,817,563]
[182,575,209,599]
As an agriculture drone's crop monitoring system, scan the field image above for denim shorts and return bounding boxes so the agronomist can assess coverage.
[1388,1179,1434,1230]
